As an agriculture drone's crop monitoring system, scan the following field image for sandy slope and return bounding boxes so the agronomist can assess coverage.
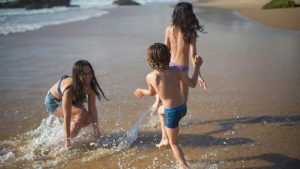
[194,0,300,30]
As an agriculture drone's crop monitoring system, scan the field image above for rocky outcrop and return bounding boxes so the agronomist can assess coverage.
[113,0,140,6]
[0,0,71,9]
[263,0,297,9]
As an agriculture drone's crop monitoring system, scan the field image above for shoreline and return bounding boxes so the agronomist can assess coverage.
[194,0,300,30]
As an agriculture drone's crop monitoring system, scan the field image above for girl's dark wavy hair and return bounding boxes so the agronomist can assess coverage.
[147,43,171,71]
[72,60,108,105]
[172,2,204,43]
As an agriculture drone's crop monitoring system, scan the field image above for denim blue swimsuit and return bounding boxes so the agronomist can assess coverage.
[44,75,68,114]
[164,103,187,128]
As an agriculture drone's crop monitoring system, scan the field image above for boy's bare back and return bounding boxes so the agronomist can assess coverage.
[146,67,185,109]
[135,43,201,110]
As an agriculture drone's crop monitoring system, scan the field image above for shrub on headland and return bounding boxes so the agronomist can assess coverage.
[113,0,140,6]
[263,0,296,9]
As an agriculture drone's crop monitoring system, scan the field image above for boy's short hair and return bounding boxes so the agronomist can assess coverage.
[147,43,171,71]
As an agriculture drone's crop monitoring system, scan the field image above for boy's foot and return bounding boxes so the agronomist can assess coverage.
[155,139,169,148]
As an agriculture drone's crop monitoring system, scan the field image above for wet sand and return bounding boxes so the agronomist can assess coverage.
[1,3,300,169]
[194,0,300,30]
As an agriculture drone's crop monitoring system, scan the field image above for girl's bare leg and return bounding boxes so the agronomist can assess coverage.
[181,71,189,102]
[69,106,83,138]
[54,106,87,138]
[165,127,188,169]
[156,105,169,148]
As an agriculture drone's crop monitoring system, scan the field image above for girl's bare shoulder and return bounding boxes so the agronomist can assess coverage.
[63,77,73,86]
[165,25,173,34]
[86,86,96,96]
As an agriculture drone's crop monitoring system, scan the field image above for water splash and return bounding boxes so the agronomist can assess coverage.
[115,109,151,150]
[0,107,216,168]
[144,109,160,128]
[0,115,66,168]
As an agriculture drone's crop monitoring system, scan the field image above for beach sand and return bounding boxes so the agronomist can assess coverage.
[194,0,300,30]
[0,3,300,169]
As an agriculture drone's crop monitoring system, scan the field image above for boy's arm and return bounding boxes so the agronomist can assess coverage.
[135,75,156,97]
[180,55,201,88]
[190,40,207,90]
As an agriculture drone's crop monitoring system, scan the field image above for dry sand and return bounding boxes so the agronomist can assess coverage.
[194,0,300,30]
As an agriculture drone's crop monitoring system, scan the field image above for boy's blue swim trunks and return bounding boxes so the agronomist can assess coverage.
[164,103,187,128]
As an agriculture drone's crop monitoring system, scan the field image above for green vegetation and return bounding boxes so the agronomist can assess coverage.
[113,0,140,6]
[263,0,296,9]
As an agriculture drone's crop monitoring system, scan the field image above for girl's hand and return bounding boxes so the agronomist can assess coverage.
[92,123,101,138]
[198,79,207,90]
[64,138,71,150]
[93,130,102,139]
[194,55,203,65]
[135,88,144,97]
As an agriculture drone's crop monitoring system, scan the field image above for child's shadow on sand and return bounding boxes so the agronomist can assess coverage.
[133,114,300,148]
[182,114,300,136]
[201,153,300,169]
[90,114,300,168]
[131,114,300,169]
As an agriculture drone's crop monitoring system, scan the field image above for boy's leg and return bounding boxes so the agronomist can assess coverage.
[165,127,188,169]
[152,94,161,112]
[156,105,169,148]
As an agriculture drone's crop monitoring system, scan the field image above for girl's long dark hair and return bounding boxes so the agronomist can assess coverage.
[72,60,108,105]
[172,2,204,43]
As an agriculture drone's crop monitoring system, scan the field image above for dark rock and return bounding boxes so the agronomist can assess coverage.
[113,0,140,6]
[0,0,71,9]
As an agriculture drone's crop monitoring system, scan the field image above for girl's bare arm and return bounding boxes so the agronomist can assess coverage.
[62,89,72,149]
[164,26,171,49]
[180,55,201,88]
[190,39,207,90]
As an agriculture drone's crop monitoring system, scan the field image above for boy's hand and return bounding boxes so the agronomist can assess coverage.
[135,88,144,97]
